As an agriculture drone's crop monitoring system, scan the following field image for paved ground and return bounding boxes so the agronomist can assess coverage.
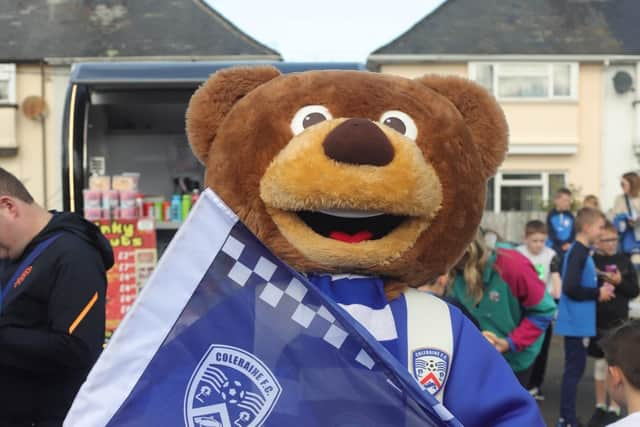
[538,335,599,426]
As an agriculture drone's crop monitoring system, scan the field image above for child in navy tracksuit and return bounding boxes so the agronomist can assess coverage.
[547,187,575,255]
[555,208,615,427]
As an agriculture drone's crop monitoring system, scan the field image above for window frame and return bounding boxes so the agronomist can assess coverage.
[487,171,567,212]
[469,62,579,102]
[0,63,17,105]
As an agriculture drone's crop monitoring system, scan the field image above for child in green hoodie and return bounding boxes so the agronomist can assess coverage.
[451,231,557,387]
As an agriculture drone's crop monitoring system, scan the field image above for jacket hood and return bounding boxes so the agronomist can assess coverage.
[29,211,114,270]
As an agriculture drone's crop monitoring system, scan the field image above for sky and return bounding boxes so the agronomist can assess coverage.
[206,0,446,62]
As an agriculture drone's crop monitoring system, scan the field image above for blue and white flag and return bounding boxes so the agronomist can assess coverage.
[65,189,460,427]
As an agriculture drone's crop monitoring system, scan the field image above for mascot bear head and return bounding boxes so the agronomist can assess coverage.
[186,66,508,297]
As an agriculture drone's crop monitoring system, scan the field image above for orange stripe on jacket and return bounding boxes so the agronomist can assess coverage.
[69,292,98,334]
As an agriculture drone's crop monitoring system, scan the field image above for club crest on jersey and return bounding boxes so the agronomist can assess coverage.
[184,345,282,427]
[412,348,450,396]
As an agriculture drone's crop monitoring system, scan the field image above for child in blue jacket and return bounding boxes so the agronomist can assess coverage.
[555,208,615,427]
[547,188,575,255]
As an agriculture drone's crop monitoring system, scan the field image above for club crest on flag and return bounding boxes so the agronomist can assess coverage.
[412,348,450,396]
[184,345,282,427]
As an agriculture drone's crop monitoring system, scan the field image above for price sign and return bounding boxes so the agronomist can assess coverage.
[96,219,157,337]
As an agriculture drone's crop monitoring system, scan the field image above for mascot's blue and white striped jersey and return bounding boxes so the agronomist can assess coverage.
[65,190,543,427]
[308,274,543,426]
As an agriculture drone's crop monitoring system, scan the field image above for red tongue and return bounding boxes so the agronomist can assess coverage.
[329,230,373,243]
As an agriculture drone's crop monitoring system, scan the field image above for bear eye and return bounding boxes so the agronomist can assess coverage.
[291,105,333,135]
[380,110,418,140]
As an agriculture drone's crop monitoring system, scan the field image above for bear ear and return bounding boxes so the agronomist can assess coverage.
[186,66,281,164]
[416,75,509,178]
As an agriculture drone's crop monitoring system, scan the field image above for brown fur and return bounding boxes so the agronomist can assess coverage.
[417,75,508,179]
[187,66,282,164]
[186,68,508,299]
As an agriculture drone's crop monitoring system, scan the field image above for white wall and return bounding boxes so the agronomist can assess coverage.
[601,64,639,211]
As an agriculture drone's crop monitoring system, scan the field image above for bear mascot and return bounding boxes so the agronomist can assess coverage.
[184,66,544,426]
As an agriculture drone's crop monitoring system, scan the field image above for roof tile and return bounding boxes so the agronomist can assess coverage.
[372,0,640,56]
[0,0,279,62]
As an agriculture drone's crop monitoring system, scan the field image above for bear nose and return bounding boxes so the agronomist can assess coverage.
[323,118,394,166]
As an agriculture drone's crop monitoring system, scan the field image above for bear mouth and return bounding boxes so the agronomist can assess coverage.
[296,209,408,243]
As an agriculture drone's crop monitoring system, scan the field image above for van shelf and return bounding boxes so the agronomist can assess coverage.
[155,221,182,230]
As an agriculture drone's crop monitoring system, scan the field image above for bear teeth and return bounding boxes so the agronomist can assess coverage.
[317,209,384,219]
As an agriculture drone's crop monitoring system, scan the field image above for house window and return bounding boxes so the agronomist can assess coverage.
[470,63,578,100]
[485,172,567,212]
[0,64,16,104]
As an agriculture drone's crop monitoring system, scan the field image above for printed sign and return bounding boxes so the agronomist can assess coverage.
[96,219,157,336]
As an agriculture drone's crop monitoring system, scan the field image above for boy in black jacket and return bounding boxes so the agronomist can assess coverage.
[587,221,640,427]
[0,168,113,426]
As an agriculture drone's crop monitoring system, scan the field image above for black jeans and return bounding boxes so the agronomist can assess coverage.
[515,363,534,388]
[528,323,553,389]
[560,336,588,424]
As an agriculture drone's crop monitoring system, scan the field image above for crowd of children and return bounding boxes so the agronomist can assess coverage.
[427,179,640,427]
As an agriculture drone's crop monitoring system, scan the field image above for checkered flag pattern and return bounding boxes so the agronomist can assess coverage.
[219,224,377,371]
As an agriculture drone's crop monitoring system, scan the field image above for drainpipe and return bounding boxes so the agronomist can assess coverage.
[40,61,48,208]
